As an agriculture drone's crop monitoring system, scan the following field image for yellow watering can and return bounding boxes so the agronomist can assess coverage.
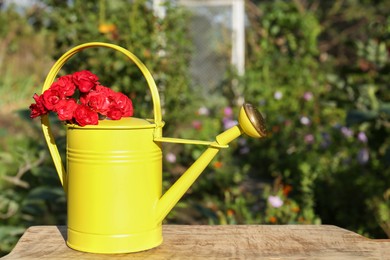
[41,42,267,254]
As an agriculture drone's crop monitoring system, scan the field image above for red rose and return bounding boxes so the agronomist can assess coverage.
[51,75,76,97]
[110,92,134,118]
[80,85,113,115]
[29,93,48,118]
[42,88,63,110]
[74,105,99,126]
[30,70,134,126]
[95,84,116,96]
[55,99,78,121]
[72,70,99,93]
[107,108,123,120]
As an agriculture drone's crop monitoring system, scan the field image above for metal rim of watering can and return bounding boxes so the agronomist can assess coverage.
[243,103,267,137]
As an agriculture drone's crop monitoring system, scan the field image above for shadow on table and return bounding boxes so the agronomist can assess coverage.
[56,226,67,242]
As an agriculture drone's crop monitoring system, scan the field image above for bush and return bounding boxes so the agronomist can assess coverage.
[241,0,390,237]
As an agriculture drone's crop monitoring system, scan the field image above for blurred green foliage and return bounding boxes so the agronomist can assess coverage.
[242,0,390,236]
[0,0,389,256]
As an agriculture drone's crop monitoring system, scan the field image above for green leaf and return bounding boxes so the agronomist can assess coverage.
[379,103,390,115]
[346,110,378,125]
[27,186,65,201]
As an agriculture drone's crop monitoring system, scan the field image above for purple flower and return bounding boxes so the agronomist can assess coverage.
[357,148,369,165]
[198,106,210,116]
[341,127,353,138]
[223,118,238,130]
[321,132,331,148]
[274,91,283,100]
[300,116,311,125]
[304,134,314,144]
[357,132,368,143]
[268,195,283,208]
[224,107,233,117]
[238,138,249,154]
[239,147,250,154]
[238,138,247,146]
[165,152,176,163]
[303,91,313,101]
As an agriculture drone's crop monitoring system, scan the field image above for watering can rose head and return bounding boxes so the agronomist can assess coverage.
[29,70,134,126]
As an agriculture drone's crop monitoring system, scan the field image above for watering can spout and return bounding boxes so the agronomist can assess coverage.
[155,103,267,223]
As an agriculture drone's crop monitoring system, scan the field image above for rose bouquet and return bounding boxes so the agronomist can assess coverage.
[29,70,133,126]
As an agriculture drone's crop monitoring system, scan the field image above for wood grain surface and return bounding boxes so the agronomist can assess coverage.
[2,225,389,259]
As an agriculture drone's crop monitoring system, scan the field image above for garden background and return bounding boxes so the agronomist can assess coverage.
[0,0,389,256]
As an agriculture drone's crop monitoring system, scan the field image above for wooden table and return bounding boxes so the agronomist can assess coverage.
[1,225,389,259]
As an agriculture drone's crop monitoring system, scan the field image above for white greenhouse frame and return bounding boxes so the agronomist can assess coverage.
[153,0,245,76]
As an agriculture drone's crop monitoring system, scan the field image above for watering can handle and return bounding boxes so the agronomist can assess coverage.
[40,42,163,187]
